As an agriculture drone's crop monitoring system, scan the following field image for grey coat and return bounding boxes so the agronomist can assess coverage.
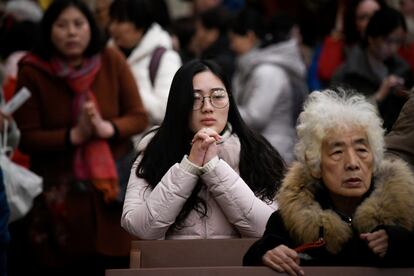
[232,39,308,164]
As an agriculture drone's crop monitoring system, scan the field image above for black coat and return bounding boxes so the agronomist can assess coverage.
[244,158,414,268]
[243,211,414,267]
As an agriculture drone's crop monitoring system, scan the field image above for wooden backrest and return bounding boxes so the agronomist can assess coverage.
[108,267,414,276]
[129,238,257,268]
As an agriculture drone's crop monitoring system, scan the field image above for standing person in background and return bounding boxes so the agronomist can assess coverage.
[9,0,148,275]
[230,10,308,165]
[317,0,384,86]
[122,59,285,240]
[108,0,181,147]
[191,6,236,78]
[388,0,414,76]
[332,7,412,132]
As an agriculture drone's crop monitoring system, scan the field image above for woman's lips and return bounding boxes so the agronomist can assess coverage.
[65,41,80,49]
[201,118,216,126]
[343,177,362,187]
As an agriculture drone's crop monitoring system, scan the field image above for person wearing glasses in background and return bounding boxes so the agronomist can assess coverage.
[122,59,286,240]
[331,6,412,132]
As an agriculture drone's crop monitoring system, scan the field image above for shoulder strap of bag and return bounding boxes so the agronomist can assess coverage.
[149,46,167,88]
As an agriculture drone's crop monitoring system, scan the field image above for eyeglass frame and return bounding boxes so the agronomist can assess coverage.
[192,89,231,110]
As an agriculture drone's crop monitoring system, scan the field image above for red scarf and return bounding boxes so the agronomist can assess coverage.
[21,54,119,202]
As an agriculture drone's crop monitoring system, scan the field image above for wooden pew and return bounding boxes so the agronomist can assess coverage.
[107,266,414,276]
[129,238,257,268]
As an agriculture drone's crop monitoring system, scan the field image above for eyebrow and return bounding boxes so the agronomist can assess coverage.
[354,138,369,146]
[193,88,226,93]
[328,138,369,148]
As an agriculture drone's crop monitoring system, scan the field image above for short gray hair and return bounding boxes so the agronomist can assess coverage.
[295,89,385,175]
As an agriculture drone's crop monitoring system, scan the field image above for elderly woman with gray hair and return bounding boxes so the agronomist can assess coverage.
[243,89,414,275]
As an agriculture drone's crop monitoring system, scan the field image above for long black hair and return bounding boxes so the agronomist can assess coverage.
[136,59,285,228]
[32,0,104,60]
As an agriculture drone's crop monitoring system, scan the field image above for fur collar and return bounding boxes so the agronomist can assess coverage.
[277,158,414,254]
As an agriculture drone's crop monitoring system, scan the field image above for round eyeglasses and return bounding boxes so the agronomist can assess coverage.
[193,90,230,110]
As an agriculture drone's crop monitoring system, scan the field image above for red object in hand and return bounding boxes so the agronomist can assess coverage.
[294,238,326,253]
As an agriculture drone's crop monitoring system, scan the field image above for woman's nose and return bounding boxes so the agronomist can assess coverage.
[345,150,360,170]
[201,97,214,112]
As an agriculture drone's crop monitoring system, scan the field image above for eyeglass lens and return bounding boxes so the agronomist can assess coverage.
[193,90,229,110]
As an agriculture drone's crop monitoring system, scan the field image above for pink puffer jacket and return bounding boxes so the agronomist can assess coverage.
[121,128,277,240]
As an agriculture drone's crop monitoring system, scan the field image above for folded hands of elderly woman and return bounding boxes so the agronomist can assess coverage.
[360,229,389,258]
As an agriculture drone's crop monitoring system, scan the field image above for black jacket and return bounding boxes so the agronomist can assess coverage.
[244,158,414,267]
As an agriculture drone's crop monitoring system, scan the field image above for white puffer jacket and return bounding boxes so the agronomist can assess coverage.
[126,23,181,125]
[122,128,277,240]
[109,23,182,148]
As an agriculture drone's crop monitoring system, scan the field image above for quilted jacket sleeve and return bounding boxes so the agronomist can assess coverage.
[121,156,199,239]
[201,159,277,237]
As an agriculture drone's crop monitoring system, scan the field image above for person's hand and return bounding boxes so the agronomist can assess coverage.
[360,229,389,258]
[376,75,405,102]
[188,128,220,167]
[202,128,221,165]
[84,101,114,139]
[262,245,305,276]
[70,104,94,145]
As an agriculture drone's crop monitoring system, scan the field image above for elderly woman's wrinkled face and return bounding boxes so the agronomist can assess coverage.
[319,127,373,199]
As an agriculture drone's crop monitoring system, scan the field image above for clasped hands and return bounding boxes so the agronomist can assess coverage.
[262,229,388,276]
[188,127,221,167]
[70,100,114,145]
